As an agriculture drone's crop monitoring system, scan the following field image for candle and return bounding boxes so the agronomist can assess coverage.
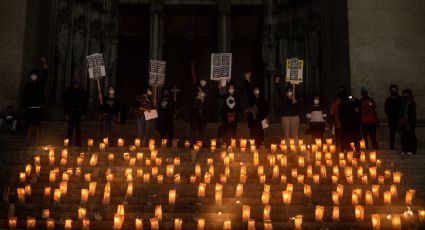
[304,184,312,198]
[99,143,106,151]
[49,170,56,183]
[291,168,298,178]
[372,185,380,198]
[259,174,266,184]
[17,188,25,203]
[87,139,94,147]
[169,189,176,205]
[113,214,124,230]
[195,164,202,177]
[103,183,111,205]
[362,175,369,184]
[419,209,425,222]
[393,172,401,184]
[197,218,206,230]
[8,216,17,229]
[247,219,255,230]
[157,175,164,184]
[53,189,61,202]
[236,183,243,197]
[204,172,211,184]
[82,219,90,230]
[315,205,324,222]
[320,165,327,178]
[262,191,270,205]
[78,207,87,219]
[371,214,381,230]
[294,215,303,230]
[360,151,366,163]
[215,184,223,205]
[332,206,340,222]
[359,140,366,149]
[129,157,136,166]
[313,174,320,184]
[243,205,251,221]
[116,204,125,216]
[336,184,344,198]
[384,191,392,205]
[143,173,150,183]
[220,174,227,184]
[405,189,415,205]
[44,186,51,198]
[263,205,271,220]
[134,138,141,148]
[84,173,91,182]
[153,205,162,221]
[390,185,398,198]
[369,167,377,180]
[282,190,292,205]
[27,217,36,229]
[391,214,401,230]
[223,220,232,230]
[190,175,196,184]
[107,153,115,161]
[90,153,98,166]
[354,205,364,221]
[174,174,181,184]
[126,183,133,198]
[46,218,55,229]
[332,175,339,184]
[35,165,41,176]
[365,190,373,205]
[332,191,339,205]
[118,138,124,147]
[151,167,158,176]
[81,188,89,203]
[198,183,206,197]
[134,218,143,230]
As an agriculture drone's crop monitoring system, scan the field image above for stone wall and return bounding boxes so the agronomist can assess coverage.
[0,0,28,110]
[348,0,425,122]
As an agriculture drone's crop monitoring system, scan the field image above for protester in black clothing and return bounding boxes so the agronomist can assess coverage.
[190,61,208,142]
[385,84,402,150]
[100,85,121,143]
[338,91,361,152]
[23,57,48,145]
[245,72,269,147]
[399,89,417,155]
[306,95,327,142]
[218,82,241,145]
[63,77,88,146]
[156,88,175,144]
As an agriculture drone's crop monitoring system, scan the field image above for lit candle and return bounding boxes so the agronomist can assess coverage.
[82,219,90,230]
[223,220,232,230]
[315,205,325,222]
[393,172,401,184]
[113,214,124,230]
[8,216,17,229]
[378,176,385,184]
[248,219,255,230]
[215,184,223,205]
[99,143,106,151]
[78,207,87,219]
[174,174,181,184]
[359,140,366,149]
[371,214,381,230]
[198,183,206,197]
[332,206,340,222]
[117,138,124,147]
[336,184,344,199]
[35,165,41,176]
[332,191,339,205]
[204,172,211,184]
[17,188,25,203]
[390,185,398,198]
[294,215,303,230]
[242,205,251,222]
[46,218,55,229]
[405,189,415,205]
[354,205,364,221]
[134,218,143,230]
[372,184,380,198]
[89,153,98,166]
[263,205,271,220]
[304,184,312,198]
[384,191,392,205]
[81,188,89,203]
[313,174,320,184]
[391,214,401,230]
[169,189,176,205]
[44,186,51,198]
[157,175,164,184]
[59,181,68,195]
[87,139,94,148]
[143,173,150,183]
[419,209,425,222]
[197,218,206,230]
[262,191,270,205]
[49,170,56,183]
[259,174,266,184]
[282,190,292,205]
[27,217,36,229]
[369,167,377,180]
[236,183,243,197]
[53,189,61,202]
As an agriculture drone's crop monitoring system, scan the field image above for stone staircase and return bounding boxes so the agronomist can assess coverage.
[0,124,424,229]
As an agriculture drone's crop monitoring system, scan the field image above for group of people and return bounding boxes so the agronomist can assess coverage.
[17,58,417,155]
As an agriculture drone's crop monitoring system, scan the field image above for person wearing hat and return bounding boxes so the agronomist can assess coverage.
[63,75,88,146]
[359,87,379,149]
[23,57,48,145]
[218,81,241,145]
[190,61,209,142]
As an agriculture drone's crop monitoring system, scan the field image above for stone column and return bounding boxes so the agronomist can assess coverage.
[217,0,230,53]
[150,0,164,60]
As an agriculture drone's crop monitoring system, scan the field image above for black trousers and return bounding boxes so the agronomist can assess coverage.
[361,123,379,149]
[67,118,82,146]
[335,127,342,150]
[341,125,361,152]
[248,120,264,147]
[158,118,174,144]
[400,125,417,154]
[388,123,398,149]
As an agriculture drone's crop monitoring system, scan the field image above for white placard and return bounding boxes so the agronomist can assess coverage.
[87,53,106,79]
[285,58,304,84]
[144,109,158,120]
[210,53,232,81]
[261,119,269,129]
[149,60,166,86]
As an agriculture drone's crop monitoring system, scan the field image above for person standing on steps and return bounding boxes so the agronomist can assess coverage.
[330,86,347,150]
[385,84,402,150]
[306,95,327,143]
[99,85,121,145]
[398,89,417,155]
[338,90,361,152]
[359,87,379,149]
[23,57,48,146]
[190,61,208,143]
[156,88,175,145]
[133,87,156,146]
[275,77,300,146]
[63,76,88,146]
[218,81,241,145]
[245,72,269,147]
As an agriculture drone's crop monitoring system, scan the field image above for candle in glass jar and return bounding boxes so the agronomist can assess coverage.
[391,214,401,230]
[53,189,61,202]
[294,215,303,230]
[223,220,232,230]
[81,189,89,203]
[332,206,340,222]
[169,189,176,205]
[8,216,17,229]
[262,191,270,205]
[315,205,324,222]
[304,184,312,198]
[405,189,415,205]
[354,205,364,221]
[384,191,392,205]
[117,138,124,147]
[371,214,380,230]
[87,139,94,147]
[242,205,251,221]
[263,205,271,220]
[282,190,292,205]
[332,191,339,205]
[17,188,25,203]
[393,172,401,184]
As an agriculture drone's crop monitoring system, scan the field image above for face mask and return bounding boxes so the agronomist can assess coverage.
[108,89,115,95]
[30,74,37,81]
[228,88,235,94]
[200,80,206,87]
[313,99,319,105]
[287,92,293,97]
[147,90,152,96]
[253,89,260,96]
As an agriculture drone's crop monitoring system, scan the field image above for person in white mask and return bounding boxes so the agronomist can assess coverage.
[100,85,121,144]
[190,61,208,142]
[133,87,156,146]
[218,82,241,145]
[306,95,327,142]
[275,77,300,146]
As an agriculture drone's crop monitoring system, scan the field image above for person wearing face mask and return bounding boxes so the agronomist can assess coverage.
[398,89,417,155]
[23,57,48,145]
[100,85,121,144]
[306,95,327,142]
[218,82,241,145]
[385,84,402,150]
[190,61,209,142]
[133,87,156,146]
[359,87,379,149]
[156,88,175,145]
[245,72,269,147]
[275,77,300,145]
[63,76,88,146]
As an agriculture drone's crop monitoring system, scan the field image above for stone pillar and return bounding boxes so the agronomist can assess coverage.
[150,0,164,60]
[217,0,230,53]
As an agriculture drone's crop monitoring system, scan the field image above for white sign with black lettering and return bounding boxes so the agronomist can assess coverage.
[87,53,106,79]
[285,58,304,84]
[210,53,232,81]
[149,60,166,86]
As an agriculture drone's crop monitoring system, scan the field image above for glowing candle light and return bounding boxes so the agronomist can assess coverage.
[247,219,255,230]
[320,165,327,178]
[78,207,87,219]
[17,188,25,203]
[390,185,398,198]
[35,165,41,176]
[294,215,303,230]
[134,218,143,230]
[306,165,313,178]
[53,189,61,202]
[384,191,392,205]
[355,205,364,221]
[87,139,94,147]
[42,209,50,218]
[369,167,377,180]
[113,214,124,230]
[270,144,277,153]
[405,189,415,205]
[337,184,344,198]
[197,218,206,230]
[362,175,369,184]
[44,186,51,198]
[198,183,206,197]
[259,174,266,184]
[215,184,223,205]
[419,209,425,222]
[372,184,380,198]
[332,175,339,184]
[291,168,298,178]
[208,165,215,177]
[371,214,381,230]
[359,140,366,149]
[45,218,55,229]
[190,175,196,184]
[129,157,136,166]
[8,216,17,229]
[253,153,259,167]
[204,172,211,184]
[263,205,271,220]
[174,174,181,184]
[59,181,68,195]
[99,143,106,151]
[315,151,322,162]
[223,220,232,230]
[84,173,91,182]
[282,190,292,205]
[332,191,339,205]
[89,153,98,166]
[49,170,56,183]
[315,205,325,222]
[134,138,141,148]
[126,183,133,198]
[81,189,89,203]
[220,174,227,184]
[151,167,158,177]
[169,189,176,205]
[272,165,280,179]
[332,206,340,222]
[304,184,312,198]
[143,173,150,183]
[385,170,392,178]
[27,217,36,229]
[262,191,270,205]
[393,172,401,184]
[298,156,305,168]
[242,205,251,222]
[82,219,90,230]
[313,174,320,184]
[117,138,124,147]
[391,214,401,230]
[19,172,26,183]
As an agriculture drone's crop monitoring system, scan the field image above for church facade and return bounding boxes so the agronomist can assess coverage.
[0,0,423,121]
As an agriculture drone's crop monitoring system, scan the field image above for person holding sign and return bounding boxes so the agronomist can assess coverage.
[156,88,175,145]
[245,72,269,147]
[218,82,241,145]
[190,61,209,142]
[275,77,300,146]
[133,88,156,146]
[99,85,121,144]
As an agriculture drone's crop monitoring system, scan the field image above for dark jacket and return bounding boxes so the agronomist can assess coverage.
[101,95,121,116]
[399,98,416,127]
[275,83,299,116]
[190,84,208,111]
[220,92,241,123]
[157,96,175,121]
[23,68,48,109]
[245,80,269,122]
[133,94,155,117]
[63,86,88,118]
[385,96,402,125]
[338,98,360,128]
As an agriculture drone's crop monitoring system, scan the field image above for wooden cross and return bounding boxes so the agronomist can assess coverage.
[171,86,181,102]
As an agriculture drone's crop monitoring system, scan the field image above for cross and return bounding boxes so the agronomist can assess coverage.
[171,86,181,102]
